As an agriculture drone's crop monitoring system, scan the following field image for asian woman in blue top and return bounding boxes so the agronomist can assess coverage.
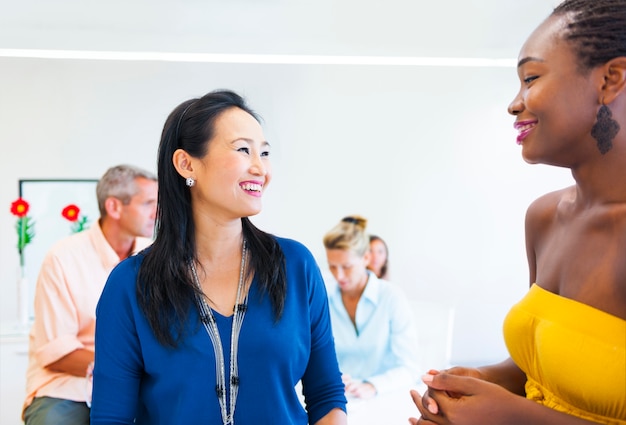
[90,90,347,425]
[323,216,419,400]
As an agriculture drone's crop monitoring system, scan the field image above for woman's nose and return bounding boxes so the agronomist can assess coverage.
[508,94,523,116]
[250,155,267,176]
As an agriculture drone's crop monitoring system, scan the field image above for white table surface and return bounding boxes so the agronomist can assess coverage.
[346,383,427,425]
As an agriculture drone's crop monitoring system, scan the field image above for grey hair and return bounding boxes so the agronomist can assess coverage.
[96,164,157,217]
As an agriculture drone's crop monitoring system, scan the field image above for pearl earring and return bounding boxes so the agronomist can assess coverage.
[185,177,196,187]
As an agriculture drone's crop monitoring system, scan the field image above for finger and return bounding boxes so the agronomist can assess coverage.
[423,372,476,395]
[410,389,439,418]
[345,382,360,397]
[411,390,439,424]
[410,418,440,425]
[410,389,421,405]
[412,386,439,415]
[409,412,440,425]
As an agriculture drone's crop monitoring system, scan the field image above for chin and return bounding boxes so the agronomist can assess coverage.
[244,205,263,217]
[521,148,542,165]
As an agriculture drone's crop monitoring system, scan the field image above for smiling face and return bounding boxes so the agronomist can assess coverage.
[508,14,603,167]
[187,107,271,222]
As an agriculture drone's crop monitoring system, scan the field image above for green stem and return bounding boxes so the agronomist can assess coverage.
[19,217,26,267]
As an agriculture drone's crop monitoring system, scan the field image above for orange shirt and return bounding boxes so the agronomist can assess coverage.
[22,222,152,415]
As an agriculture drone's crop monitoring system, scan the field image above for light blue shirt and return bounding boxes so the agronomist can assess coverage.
[326,272,420,395]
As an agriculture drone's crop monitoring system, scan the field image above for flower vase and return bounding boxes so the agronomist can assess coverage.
[17,267,29,330]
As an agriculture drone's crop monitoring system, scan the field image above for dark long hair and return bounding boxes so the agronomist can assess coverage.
[553,0,626,72]
[369,234,389,279]
[137,89,286,347]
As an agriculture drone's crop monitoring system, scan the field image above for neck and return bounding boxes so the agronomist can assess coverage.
[570,148,626,206]
[99,218,136,261]
[193,215,244,261]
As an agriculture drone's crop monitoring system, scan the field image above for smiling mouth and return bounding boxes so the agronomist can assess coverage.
[241,182,263,192]
[514,121,537,144]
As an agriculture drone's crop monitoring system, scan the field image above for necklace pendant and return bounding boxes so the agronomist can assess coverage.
[190,240,247,425]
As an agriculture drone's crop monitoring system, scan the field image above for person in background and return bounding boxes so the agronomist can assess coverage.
[323,215,419,399]
[22,164,157,425]
[90,89,347,424]
[367,234,390,280]
[412,0,626,423]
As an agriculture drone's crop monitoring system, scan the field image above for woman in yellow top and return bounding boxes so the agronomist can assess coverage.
[411,0,626,424]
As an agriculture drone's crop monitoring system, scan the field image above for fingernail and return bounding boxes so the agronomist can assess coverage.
[422,374,434,384]
[427,399,439,414]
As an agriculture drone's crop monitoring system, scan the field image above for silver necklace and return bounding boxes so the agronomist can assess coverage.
[190,240,247,425]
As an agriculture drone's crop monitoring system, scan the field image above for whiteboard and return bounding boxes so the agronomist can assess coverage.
[18,179,99,321]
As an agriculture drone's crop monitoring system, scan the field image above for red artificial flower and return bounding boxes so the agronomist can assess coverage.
[10,198,35,268]
[62,204,80,222]
[61,204,89,233]
[10,198,30,218]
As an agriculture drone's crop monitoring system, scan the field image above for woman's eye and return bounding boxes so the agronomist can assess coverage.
[238,147,250,154]
[524,75,538,84]
[261,150,270,157]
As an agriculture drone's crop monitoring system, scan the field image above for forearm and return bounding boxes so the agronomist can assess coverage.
[313,408,347,425]
[477,357,527,396]
[46,348,94,377]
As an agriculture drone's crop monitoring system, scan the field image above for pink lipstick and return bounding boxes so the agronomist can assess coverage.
[513,120,537,145]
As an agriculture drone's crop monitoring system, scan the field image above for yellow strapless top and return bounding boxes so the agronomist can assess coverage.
[503,284,626,424]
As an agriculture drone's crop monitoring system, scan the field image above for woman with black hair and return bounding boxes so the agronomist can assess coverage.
[412,0,626,423]
[91,90,347,424]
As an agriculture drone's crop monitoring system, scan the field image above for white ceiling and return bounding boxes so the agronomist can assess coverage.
[0,0,563,59]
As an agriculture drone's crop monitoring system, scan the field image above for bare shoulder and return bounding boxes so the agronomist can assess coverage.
[524,186,574,230]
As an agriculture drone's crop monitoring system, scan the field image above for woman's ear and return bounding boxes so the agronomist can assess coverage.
[172,149,194,179]
[601,57,626,104]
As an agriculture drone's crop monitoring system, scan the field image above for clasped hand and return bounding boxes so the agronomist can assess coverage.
[408,368,518,425]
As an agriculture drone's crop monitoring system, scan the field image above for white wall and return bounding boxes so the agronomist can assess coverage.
[0,56,574,362]
[3,6,583,425]
[0,0,572,379]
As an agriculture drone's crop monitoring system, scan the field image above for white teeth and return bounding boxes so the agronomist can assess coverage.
[518,123,535,132]
[241,183,262,192]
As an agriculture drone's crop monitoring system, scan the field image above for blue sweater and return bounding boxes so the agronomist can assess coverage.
[91,237,346,424]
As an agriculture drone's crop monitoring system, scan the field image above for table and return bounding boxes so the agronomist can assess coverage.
[346,383,427,424]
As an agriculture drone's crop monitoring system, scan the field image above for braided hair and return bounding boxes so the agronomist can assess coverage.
[553,0,626,71]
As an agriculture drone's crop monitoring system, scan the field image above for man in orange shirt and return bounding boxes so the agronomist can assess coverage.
[22,164,157,425]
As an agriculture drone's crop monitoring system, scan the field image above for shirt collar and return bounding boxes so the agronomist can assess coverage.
[88,221,123,270]
[361,271,382,306]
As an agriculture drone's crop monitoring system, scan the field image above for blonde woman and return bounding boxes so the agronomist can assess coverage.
[323,215,419,399]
